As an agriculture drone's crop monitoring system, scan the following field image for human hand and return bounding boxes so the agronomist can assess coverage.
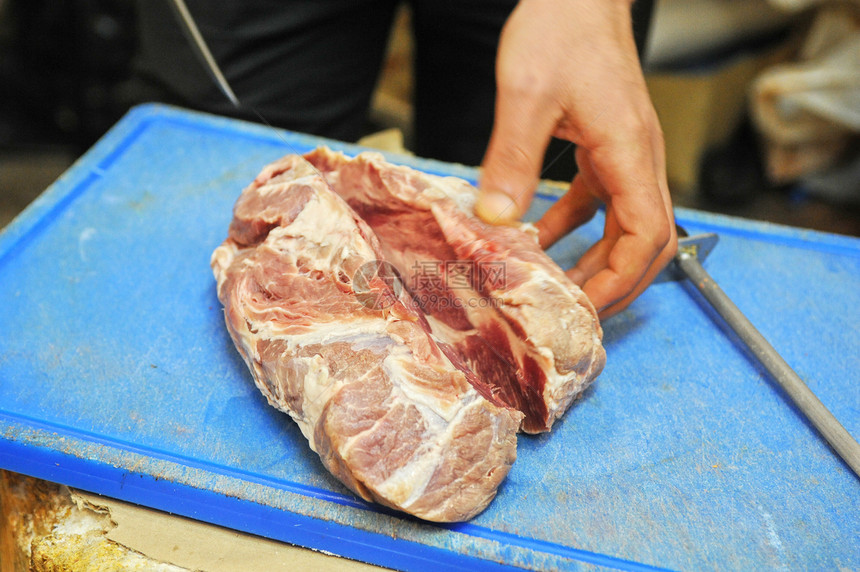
[475,0,677,319]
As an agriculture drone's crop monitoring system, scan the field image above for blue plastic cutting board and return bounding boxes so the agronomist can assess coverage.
[1,104,858,571]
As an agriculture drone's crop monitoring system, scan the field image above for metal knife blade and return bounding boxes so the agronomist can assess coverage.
[168,0,240,108]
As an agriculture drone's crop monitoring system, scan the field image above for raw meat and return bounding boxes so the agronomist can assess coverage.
[211,147,605,521]
[304,148,606,432]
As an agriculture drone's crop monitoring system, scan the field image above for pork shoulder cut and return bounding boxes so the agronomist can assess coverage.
[211,147,605,522]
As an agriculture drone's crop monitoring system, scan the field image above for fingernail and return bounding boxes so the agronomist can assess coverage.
[476,191,519,224]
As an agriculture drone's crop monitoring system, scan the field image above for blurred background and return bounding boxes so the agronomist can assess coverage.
[1,0,858,234]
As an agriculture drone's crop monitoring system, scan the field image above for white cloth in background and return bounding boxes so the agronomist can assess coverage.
[751,4,860,199]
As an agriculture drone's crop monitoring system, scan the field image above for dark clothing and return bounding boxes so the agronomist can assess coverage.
[135,0,402,142]
[134,0,652,177]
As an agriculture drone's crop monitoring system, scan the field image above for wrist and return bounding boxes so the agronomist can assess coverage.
[516,0,635,16]
[518,0,634,6]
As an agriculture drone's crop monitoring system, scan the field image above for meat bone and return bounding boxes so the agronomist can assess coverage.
[661,226,860,478]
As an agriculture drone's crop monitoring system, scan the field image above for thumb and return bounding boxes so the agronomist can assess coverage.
[476,91,556,224]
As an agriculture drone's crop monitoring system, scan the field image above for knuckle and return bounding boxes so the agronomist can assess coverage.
[595,102,661,147]
[498,66,554,104]
[648,217,677,259]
